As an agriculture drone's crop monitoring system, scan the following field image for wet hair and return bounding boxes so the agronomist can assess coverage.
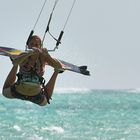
[27,35,42,46]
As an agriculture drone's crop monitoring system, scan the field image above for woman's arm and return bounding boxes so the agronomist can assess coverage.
[42,48,63,69]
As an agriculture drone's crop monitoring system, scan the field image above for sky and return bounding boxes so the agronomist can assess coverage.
[0,0,140,89]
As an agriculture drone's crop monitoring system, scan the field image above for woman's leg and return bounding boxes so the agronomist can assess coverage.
[43,70,59,102]
[2,65,18,98]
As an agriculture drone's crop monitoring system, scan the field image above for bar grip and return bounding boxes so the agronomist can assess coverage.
[56,30,64,47]
[26,30,34,45]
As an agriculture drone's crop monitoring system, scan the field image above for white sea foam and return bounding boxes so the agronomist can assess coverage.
[0,88,2,94]
[54,88,92,94]
[42,126,64,133]
[126,88,140,94]
[13,125,21,131]
[28,134,44,140]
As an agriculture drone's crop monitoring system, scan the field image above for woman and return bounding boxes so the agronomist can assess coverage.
[2,35,64,106]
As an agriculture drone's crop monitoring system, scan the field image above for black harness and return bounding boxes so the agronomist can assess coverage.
[13,66,51,104]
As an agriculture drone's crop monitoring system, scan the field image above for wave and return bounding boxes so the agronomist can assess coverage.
[54,88,92,94]
[54,88,140,94]
[13,125,21,131]
[125,88,140,94]
[41,126,64,134]
[0,88,2,94]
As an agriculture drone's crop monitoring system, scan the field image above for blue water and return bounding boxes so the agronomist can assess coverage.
[1,89,140,140]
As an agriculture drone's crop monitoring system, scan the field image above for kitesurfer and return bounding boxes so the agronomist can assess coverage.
[2,35,64,106]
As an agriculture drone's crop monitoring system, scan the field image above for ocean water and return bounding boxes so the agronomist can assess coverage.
[0,89,140,140]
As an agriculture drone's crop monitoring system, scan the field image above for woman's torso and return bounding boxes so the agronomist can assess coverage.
[16,53,46,96]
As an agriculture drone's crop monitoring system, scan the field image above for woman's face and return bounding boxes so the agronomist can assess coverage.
[28,38,41,49]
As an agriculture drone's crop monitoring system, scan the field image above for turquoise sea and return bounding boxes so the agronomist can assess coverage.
[0,89,140,140]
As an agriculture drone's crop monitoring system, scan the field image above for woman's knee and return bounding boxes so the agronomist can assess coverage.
[38,98,48,106]
[2,88,14,98]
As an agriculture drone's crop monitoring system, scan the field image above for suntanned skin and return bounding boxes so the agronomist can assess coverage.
[2,35,64,106]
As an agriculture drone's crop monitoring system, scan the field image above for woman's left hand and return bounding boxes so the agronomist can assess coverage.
[32,47,42,54]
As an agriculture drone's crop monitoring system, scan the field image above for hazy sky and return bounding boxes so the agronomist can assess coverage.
[0,0,140,89]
